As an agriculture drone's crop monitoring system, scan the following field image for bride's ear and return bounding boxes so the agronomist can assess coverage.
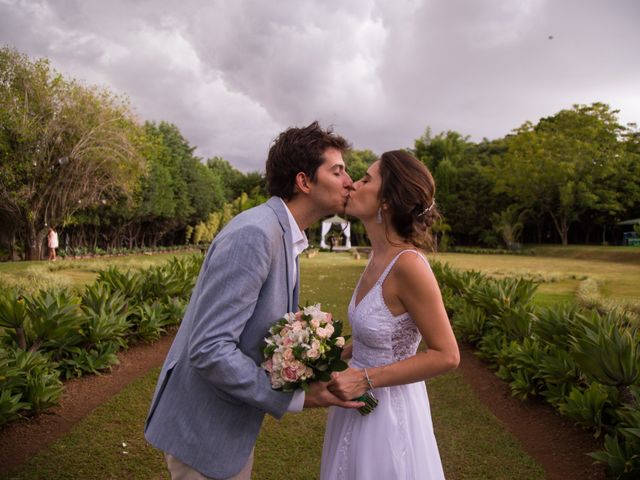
[295,172,312,194]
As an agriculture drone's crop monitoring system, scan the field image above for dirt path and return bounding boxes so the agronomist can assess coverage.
[457,344,605,480]
[0,337,605,479]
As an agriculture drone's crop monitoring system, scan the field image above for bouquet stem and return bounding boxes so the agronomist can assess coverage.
[355,390,378,415]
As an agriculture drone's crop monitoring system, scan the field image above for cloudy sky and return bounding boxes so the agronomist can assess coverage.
[1,0,639,171]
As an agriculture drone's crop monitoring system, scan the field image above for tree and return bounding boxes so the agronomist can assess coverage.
[491,205,526,250]
[413,129,471,172]
[412,129,499,246]
[207,157,246,201]
[0,47,143,259]
[344,149,377,181]
[491,103,628,245]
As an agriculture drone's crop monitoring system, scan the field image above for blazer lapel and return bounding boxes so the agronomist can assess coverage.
[266,197,295,312]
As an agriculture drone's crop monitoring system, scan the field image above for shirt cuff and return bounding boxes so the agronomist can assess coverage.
[287,389,305,412]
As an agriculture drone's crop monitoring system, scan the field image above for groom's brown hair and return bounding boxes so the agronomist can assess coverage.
[266,121,350,200]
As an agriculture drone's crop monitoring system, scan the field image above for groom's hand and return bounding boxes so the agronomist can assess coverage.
[327,368,369,401]
[303,380,365,409]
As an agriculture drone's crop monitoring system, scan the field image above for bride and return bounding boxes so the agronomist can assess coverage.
[321,150,460,479]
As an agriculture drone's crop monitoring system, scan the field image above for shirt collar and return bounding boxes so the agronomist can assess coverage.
[279,198,308,256]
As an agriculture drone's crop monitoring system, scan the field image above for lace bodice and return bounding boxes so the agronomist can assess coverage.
[348,250,427,369]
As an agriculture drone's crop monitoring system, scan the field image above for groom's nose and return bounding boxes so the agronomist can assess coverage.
[343,171,353,188]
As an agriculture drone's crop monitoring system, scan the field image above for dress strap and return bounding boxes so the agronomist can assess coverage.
[377,249,423,285]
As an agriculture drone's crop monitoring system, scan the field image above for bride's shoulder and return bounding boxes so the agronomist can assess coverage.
[392,250,431,279]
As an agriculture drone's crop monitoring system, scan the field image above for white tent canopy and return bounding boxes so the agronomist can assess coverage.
[319,214,351,249]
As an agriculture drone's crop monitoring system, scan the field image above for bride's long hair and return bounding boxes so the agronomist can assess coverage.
[378,150,440,251]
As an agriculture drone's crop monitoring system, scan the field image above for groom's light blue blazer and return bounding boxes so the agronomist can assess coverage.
[145,196,299,479]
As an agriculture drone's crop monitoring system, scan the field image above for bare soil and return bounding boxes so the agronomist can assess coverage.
[0,337,606,479]
[457,343,605,480]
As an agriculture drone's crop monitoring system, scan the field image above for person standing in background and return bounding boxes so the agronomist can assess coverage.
[47,226,58,261]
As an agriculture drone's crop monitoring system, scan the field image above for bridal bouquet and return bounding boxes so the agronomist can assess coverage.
[261,304,349,392]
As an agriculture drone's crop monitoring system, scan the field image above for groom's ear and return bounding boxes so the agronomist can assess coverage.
[294,172,312,195]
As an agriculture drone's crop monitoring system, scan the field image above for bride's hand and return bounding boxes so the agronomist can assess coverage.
[328,368,370,401]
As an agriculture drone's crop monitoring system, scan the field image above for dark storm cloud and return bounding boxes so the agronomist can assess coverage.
[1,0,638,170]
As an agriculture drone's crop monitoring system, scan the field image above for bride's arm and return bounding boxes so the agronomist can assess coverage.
[328,254,460,400]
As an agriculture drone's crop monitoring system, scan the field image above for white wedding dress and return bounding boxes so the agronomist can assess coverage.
[321,250,446,480]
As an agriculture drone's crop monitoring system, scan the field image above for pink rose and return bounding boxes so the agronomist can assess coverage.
[324,323,335,337]
[294,360,307,376]
[335,336,345,347]
[283,367,299,382]
[262,358,273,372]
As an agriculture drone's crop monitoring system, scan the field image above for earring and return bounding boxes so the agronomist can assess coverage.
[376,207,383,224]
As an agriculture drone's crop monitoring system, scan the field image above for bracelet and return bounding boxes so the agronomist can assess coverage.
[363,368,374,390]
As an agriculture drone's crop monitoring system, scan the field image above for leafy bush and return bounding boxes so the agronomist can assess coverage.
[0,347,63,423]
[570,311,640,403]
[450,303,487,344]
[0,254,204,426]
[434,261,640,476]
[558,383,615,434]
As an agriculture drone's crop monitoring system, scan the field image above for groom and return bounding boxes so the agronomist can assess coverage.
[144,121,362,479]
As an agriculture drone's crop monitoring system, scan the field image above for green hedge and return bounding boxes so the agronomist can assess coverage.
[433,261,640,479]
[0,254,203,426]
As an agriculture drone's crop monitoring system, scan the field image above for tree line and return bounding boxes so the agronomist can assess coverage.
[1,47,639,260]
[0,47,264,260]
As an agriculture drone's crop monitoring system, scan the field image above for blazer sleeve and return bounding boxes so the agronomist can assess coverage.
[187,224,293,418]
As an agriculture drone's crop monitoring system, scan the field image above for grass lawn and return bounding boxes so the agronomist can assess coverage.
[0,252,199,294]
[4,368,544,480]
[430,251,639,303]
[0,252,548,479]
[526,244,640,265]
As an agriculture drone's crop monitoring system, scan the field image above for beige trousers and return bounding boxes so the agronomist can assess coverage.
[164,450,254,480]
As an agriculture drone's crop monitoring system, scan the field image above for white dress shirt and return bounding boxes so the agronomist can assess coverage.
[280,198,308,412]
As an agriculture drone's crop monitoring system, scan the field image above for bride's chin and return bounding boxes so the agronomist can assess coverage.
[345,208,362,219]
